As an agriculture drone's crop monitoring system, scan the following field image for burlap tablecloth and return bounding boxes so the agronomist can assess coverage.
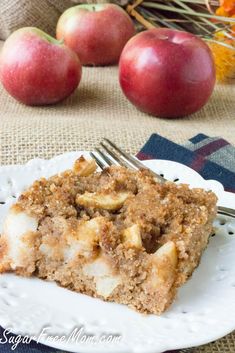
[0,40,235,352]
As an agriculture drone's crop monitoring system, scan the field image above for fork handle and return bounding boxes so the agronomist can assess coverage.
[218,206,235,219]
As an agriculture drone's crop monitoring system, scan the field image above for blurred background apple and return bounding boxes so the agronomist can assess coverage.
[56,4,135,66]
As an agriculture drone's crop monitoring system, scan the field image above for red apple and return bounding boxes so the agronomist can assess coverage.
[56,4,135,66]
[0,27,82,105]
[119,28,216,118]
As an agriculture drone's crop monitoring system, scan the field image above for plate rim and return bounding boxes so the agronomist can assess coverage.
[0,151,234,353]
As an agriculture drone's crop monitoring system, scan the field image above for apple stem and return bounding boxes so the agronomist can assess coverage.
[58,38,64,45]
[92,6,96,11]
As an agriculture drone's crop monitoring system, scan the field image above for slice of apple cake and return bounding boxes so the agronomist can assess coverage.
[0,157,217,314]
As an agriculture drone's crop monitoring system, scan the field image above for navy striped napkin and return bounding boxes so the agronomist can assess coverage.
[137,133,235,193]
[0,133,234,353]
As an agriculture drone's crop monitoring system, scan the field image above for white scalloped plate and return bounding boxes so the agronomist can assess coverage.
[0,151,235,353]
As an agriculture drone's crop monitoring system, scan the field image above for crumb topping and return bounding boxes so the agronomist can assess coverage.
[15,162,217,256]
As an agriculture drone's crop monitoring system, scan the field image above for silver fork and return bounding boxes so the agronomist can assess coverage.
[90,138,235,219]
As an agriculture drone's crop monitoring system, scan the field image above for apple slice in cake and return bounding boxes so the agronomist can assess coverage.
[0,157,217,314]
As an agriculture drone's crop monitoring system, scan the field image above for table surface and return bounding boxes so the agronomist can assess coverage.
[0,40,235,353]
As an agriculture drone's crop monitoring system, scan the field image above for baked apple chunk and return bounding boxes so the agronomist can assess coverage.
[0,156,217,314]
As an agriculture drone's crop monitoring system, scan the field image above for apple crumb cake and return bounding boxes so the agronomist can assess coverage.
[0,157,217,314]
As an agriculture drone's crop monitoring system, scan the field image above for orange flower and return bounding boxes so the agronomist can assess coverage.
[216,0,235,16]
[216,0,235,36]
[209,32,235,82]
[216,6,228,16]
[221,0,235,14]
[231,14,235,32]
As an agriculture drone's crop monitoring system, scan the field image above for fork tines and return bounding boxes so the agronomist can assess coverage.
[90,138,166,183]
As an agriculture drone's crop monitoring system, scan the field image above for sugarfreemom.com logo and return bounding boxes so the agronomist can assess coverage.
[0,326,122,351]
